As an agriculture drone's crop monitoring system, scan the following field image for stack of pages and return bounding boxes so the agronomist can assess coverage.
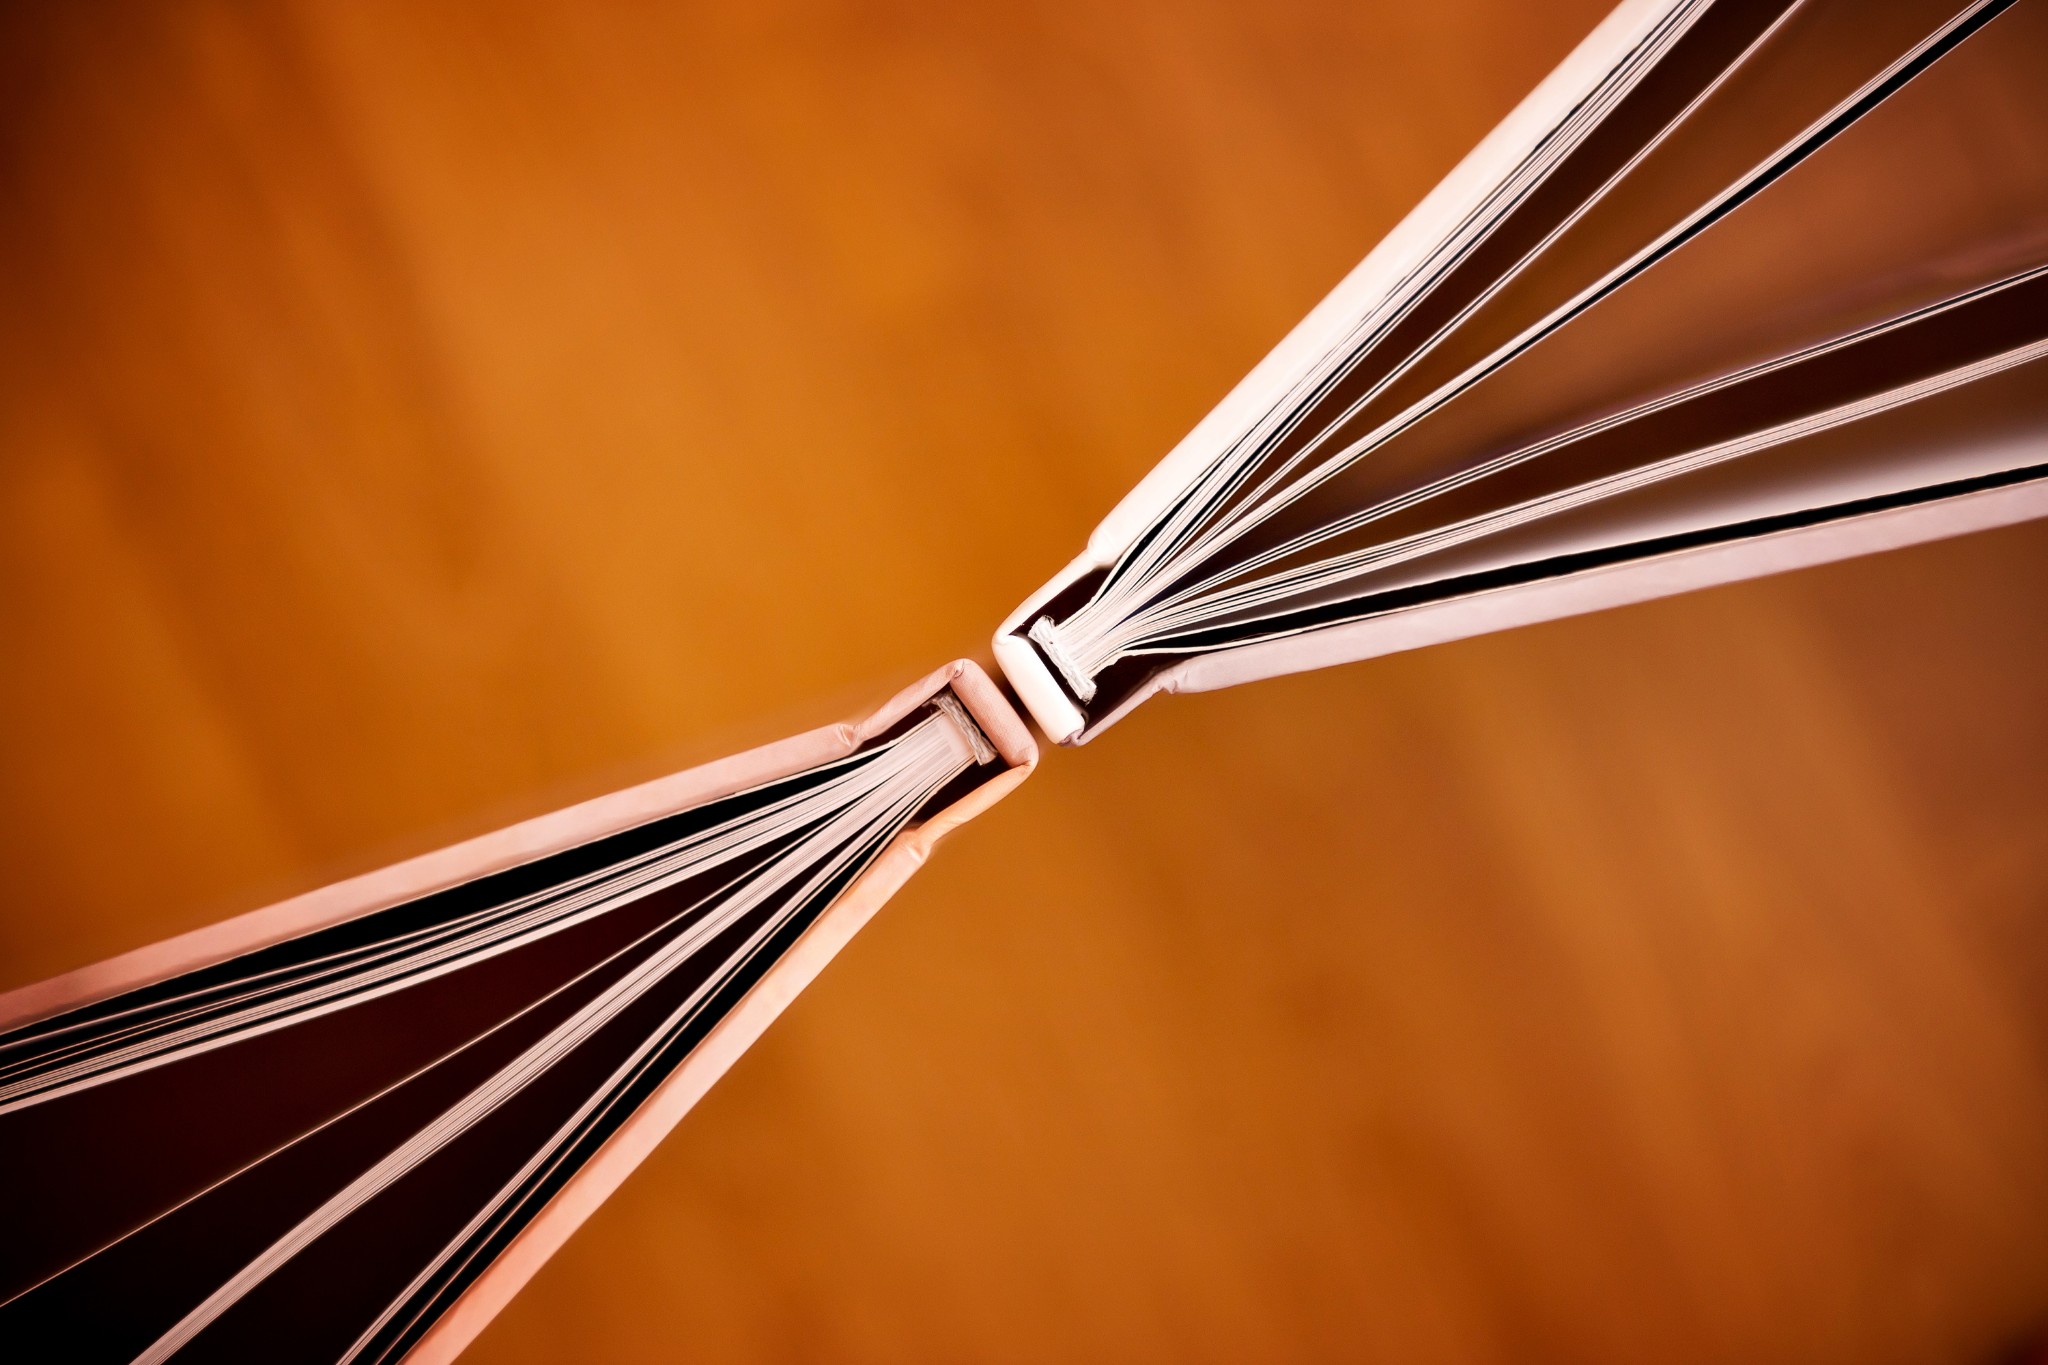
[999,0,2048,741]
[0,667,1033,1363]
[3,0,2044,1358]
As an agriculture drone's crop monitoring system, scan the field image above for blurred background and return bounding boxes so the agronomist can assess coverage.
[4,1,2048,1361]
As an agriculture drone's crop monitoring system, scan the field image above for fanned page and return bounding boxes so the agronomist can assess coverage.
[0,664,1033,1365]
[996,0,2048,743]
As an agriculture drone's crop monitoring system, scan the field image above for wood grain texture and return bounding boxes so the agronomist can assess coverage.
[3,1,2047,1361]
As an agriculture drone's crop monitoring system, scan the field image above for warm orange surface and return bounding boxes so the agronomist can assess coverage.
[4,2,2048,1362]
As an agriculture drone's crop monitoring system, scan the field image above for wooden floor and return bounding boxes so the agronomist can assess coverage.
[4,1,2048,1361]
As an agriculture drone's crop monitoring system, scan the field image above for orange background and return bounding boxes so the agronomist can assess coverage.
[4,2,2048,1361]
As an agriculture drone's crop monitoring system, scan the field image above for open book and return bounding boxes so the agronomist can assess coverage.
[0,665,1032,1364]
[998,0,2048,743]
[6,0,2047,1360]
